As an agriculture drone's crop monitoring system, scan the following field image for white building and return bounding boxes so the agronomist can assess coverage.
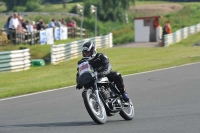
[134,16,162,43]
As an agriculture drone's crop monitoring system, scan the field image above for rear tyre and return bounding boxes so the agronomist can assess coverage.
[82,89,107,124]
[119,99,134,120]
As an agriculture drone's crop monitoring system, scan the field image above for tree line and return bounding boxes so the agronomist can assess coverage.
[1,0,135,22]
[2,0,42,11]
[2,0,197,22]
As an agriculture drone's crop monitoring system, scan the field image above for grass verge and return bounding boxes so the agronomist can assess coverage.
[1,32,200,99]
[0,38,80,60]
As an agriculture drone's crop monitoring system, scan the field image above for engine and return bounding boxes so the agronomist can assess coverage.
[99,86,111,100]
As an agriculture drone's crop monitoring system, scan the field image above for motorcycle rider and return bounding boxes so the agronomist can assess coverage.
[76,41,129,101]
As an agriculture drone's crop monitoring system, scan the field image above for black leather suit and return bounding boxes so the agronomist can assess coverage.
[76,53,125,93]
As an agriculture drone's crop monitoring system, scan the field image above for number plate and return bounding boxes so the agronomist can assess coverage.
[78,61,91,76]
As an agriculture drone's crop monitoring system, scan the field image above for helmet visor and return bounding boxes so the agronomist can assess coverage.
[82,51,92,57]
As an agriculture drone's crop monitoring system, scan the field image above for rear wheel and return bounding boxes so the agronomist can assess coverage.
[119,99,134,120]
[82,89,107,124]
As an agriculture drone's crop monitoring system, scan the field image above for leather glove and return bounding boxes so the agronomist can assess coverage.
[76,84,83,90]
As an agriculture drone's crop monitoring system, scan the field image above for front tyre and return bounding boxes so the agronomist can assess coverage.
[119,99,134,120]
[82,89,107,124]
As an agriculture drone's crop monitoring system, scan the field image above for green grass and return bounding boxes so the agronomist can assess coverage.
[0,38,80,59]
[1,32,200,99]
[39,3,82,12]
[135,0,172,5]
[1,1,200,99]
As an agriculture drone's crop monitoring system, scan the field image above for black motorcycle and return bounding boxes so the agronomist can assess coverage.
[78,61,134,124]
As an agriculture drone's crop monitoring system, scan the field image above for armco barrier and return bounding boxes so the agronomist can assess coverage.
[164,23,200,47]
[51,33,113,64]
[0,49,31,72]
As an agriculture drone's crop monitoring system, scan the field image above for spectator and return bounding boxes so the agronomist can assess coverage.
[27,21,34,33]
[67,20,73,27]
[162,21,172,46]
[48,19,56,28]
[32,21,37,30]
[22,19,27,30]
[17,16,25,33]
[8,13,19,44]
[153,18,159,29]
[61,18,66,25]
[71,20,77,28]
[163,21,172,35]
[67,20,77,28]
[166,21,172,34]
[4,16,12,40]
[56,19,62,27]
[8,13,19,31]
[37,19,46,30]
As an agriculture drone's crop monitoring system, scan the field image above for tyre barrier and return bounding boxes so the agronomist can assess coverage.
[51,33,113,64]
[0,49,31,72]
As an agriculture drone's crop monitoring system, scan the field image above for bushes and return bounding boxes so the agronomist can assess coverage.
[2,0,42,12]
[13,6,26,12]
[113,25,134,45]
[26,1,41,11]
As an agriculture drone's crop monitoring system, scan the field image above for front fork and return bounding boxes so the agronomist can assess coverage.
[93,81,101,106]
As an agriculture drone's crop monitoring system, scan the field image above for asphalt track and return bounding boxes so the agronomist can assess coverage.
[0,63,200,133]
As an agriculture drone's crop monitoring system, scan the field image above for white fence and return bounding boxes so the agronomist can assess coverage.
[0,49,31,72]
[51,33,113,64]
[164,23,200,47]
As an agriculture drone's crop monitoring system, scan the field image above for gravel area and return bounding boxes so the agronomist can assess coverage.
[130,3,183,16]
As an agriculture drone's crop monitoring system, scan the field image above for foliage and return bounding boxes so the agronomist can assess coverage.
[2,1,200,45]
[157,4,200,33]
[113,25,134,45]
[2,0,42,11]
[136,0,200,1]
[12,6,26,12]
[81,0,135,22]
[26,0,41,11]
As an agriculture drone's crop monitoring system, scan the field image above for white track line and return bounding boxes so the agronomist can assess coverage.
[0,62,200,102]
[124,62,200,77]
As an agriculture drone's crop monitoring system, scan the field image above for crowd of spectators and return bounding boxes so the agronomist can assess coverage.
[3,13,77,41]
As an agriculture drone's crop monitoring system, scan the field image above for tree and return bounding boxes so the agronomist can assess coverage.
[2,0,41,11]
[83,0,135,22]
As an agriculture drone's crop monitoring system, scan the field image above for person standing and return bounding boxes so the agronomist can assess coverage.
[27,21,34,33]
[56,20,62,27]
[48,19,56,28]
[162,21,172,46]
[163,21,172,35]
[166,21,172,34]
[37,19,45,30]
[153,18,159,29]
[4,16,12,40]
[17,16,25,33]
[8,13,19,44]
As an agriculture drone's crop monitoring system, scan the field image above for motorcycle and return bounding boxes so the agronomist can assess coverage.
[77,61,134,124]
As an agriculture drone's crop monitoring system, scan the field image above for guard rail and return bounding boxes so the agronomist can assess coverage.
[51,33,113,64]
[0,49,31,72]
[164,23,200,47]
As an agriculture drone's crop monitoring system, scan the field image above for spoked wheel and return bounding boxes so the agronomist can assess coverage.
[119,99,134,120]
[82,89,107,124]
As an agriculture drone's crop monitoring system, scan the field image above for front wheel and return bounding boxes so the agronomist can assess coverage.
[82,89,107,124]
[119,99,134,120]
